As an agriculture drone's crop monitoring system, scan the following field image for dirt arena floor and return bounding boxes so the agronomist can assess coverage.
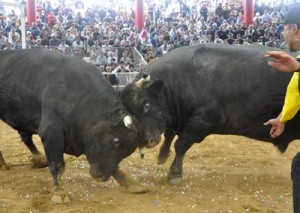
[0,120,299,213]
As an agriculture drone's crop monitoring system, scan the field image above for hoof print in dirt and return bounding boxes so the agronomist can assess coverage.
[31,155,48,168]
[168,176,182,185]
[1,164,9,170]
[123,184,150,194]
[50,191,71,204]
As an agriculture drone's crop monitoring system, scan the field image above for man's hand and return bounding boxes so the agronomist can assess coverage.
[265,51,300,72]
[264,118,286,138]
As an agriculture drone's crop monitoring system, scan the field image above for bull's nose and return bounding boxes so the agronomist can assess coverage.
[149,139,158,147]
[89,167,108,181]
[96,175,108,182]
[146,135,161,148]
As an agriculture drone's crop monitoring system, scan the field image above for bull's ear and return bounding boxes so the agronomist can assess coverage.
[148,80,164,95]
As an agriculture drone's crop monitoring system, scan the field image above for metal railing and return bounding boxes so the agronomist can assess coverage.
[102,72,139,90]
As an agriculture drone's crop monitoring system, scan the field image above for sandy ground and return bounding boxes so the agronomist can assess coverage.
[0,120,299,213]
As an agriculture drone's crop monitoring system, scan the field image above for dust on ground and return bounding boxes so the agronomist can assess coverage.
[0,120,298,213]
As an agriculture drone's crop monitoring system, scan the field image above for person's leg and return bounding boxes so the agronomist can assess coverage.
[291,152,300,213]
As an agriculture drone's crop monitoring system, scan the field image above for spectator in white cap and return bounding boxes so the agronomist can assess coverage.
[49,33,61,47]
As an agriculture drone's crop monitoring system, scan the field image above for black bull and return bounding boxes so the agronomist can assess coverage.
[121,44,300,184]
[0,49,148,203]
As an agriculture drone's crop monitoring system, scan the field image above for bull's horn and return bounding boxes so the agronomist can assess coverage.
[123,115,133,129]
[136,74,151,88]
[139,147,145,159]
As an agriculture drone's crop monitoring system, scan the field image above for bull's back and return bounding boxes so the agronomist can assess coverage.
[0,49,109,93]
[148,45,292,92]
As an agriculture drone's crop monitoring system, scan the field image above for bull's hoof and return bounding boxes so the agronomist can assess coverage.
[31,154,48,168]
[168,175,183,185]
[157,151,170,165]
[122,184,149,194]
[157,156,168,165]
[50,191,71,204]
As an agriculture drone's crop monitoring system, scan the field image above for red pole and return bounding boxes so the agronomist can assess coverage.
[26,0,36,26]
[244,0,254,26]
[135,0,144,30]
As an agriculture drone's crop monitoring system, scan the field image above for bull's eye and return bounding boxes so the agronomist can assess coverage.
[113,138,120,149]
[143,103,151,113]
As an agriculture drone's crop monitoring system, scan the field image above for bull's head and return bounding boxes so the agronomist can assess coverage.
[86,114,139,182]
[121,73,167,154]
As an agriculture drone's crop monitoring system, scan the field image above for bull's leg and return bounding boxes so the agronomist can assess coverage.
[112,167,149,194]
[0,150,9,170]
[157,128,176,165]
[18,131,48,168]
[168,118,210,185]
[168,138,194,185]
[39,124,70,204]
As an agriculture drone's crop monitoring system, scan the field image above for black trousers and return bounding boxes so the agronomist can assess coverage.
[292,152,300,213]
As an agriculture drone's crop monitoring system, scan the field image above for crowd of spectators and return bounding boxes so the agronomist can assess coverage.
[0,0,298,85]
